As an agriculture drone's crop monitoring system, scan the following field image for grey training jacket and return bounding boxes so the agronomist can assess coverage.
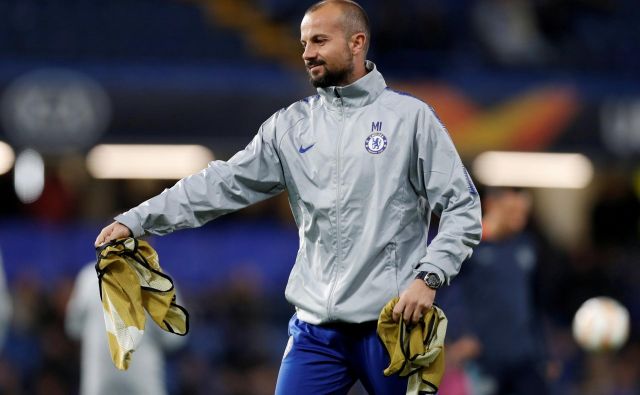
[115,61,482,324]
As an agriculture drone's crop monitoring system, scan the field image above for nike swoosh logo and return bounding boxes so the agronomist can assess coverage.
[298,144,315,153]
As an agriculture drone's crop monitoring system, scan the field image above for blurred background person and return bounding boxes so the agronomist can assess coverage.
[65,262,186,395]
[0,248,12,349]
[439,187,549,395]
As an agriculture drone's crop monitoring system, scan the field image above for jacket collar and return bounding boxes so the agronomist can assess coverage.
[317,61,387,109]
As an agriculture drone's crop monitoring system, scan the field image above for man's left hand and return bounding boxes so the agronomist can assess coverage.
[392,279,436,324]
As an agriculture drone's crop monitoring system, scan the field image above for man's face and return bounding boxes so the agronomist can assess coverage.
[491,190,532,235]
[300,5,355,88]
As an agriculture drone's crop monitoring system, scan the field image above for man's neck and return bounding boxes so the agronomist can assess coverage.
[340,61,368,86]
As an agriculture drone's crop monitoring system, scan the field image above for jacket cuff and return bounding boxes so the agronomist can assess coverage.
[114,214,145,238]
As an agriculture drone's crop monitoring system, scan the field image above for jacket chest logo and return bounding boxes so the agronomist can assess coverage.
[365,122,387,154]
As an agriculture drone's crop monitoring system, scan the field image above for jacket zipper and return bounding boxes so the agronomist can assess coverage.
[327,90,344,320]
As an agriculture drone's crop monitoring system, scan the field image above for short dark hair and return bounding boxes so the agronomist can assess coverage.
[305,0,371,54]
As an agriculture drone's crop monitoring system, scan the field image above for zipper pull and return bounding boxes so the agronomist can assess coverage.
[334,88,343,108]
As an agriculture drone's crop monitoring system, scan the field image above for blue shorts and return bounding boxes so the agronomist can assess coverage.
[275,314,408,394]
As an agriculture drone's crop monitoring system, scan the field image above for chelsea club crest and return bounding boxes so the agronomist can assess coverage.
[365,132,387,154]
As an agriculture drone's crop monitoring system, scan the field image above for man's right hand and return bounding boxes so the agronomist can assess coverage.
[95,221,132,247]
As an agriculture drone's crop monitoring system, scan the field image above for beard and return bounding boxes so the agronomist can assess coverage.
[307,58,354,88]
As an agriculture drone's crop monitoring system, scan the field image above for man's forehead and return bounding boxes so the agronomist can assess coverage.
[300,5,344,36]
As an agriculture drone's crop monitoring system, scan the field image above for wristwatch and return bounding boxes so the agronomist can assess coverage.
[415,271,443,290]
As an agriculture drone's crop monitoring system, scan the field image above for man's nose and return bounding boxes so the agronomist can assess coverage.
[302,45,316,61]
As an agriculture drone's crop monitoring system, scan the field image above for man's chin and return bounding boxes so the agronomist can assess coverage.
[310,77,327,88]
[308,71,327,87]
[308,67,349,88]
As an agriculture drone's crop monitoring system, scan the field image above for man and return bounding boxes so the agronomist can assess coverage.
[439,187,549,395]
[66,263,186,395]
[95,1,482,393]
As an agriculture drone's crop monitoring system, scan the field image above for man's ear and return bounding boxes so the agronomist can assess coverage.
[350,32,367,55]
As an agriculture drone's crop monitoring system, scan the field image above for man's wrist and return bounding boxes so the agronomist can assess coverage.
[118,223,133,237]
[415,271,443,290]
[114,215,144,238]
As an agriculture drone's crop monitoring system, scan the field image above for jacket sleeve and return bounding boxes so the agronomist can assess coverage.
[411,107,482,284]
[115,115,286,237]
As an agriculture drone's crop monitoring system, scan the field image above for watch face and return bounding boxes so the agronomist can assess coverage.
[426,273,442,288]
